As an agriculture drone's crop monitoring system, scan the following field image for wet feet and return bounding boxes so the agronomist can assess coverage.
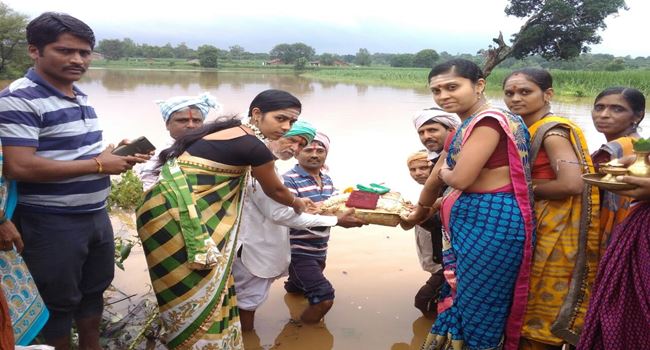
[300,299,333,324]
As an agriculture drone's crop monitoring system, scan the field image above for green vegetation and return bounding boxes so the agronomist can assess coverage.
[0,3,30,79]
[633,138,650,152]
[481,0,627,76]
[89,57,298,72]
[107,170,144,211]
[302,67,650,98]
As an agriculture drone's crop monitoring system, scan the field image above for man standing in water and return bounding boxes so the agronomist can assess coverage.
[282,131,337,323]
[234,121,364,331]
[404,108,460,319]
[0,13,147,349]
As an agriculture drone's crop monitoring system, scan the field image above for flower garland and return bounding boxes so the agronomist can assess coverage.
[243,122,267,141]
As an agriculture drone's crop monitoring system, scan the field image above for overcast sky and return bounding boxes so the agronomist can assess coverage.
[5,0,648,57]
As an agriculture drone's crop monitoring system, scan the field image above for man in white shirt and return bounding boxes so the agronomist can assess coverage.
[233,121,365,331]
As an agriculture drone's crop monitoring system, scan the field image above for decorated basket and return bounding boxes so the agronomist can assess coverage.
[345,209,402,227]
[320,191,409,227]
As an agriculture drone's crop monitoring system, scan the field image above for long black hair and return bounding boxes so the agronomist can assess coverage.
[157,89,302,166]
[157,117,241,166]
[503,68,553,91]
[428,59,484,84]
[248,89,302,117]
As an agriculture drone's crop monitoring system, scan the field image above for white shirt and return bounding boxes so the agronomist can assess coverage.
[134,139,174,191]
[237,170,338,279]
[415,225,442,273]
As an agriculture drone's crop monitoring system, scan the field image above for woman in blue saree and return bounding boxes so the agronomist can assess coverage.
[404,59,535,350]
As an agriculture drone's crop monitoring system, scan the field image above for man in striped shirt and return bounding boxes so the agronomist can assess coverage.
[282,131,337,323]
[0,13,146,349]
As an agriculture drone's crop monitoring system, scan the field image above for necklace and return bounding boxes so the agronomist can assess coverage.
[243,122,267,141]
[467,101,491,119]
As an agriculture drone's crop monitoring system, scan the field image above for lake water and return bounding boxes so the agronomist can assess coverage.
[9,69,649,349]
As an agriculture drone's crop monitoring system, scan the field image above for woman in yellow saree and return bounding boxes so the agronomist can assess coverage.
[136,90,309,349]
[590,87,645,252]
[503,68,600,349]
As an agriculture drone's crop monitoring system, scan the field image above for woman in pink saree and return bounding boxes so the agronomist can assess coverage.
[403,59,535,350]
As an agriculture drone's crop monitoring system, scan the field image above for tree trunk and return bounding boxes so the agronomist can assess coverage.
[481,32,513,78]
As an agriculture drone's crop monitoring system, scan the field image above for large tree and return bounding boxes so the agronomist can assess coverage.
[481,0,628,77]
[197,45,219,68]
[413,49,439,68]
[355,48,371,66]
[0,2,29,77]
[269,42,315,64]
[390,54,415,68]
[97,39,125,60]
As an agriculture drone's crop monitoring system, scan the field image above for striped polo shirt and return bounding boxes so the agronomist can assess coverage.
[282,164,335,259]
[0,68,109,214]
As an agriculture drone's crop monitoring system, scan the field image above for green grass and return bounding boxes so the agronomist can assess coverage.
[488,69,650,98]
[90,57,297,73]
[300,66,431,89]
[302,67,650,97]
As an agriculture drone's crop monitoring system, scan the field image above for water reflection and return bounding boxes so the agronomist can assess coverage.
[84,69,317,95]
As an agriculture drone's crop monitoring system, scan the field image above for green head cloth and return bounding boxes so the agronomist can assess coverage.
[283,120,316,144]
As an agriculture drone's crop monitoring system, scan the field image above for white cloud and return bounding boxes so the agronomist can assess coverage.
[6,0,648,56]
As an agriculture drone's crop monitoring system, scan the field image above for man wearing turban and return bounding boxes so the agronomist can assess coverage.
[412,107,461,161]
[405,151,444,319]
[136,92,221,190]
[402,107,459,320]
[234,122,364,331]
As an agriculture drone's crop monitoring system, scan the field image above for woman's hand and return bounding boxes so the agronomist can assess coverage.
[613,175,650,201]
[400,205,428,227]
[438,166,451,185]
[0,221,24,253]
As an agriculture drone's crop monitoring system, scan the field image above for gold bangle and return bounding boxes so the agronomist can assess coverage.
[291,197,297,206]
[93,157,103,174]
[418,201,433,210]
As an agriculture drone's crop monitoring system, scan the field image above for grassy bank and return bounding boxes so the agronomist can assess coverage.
[302,67,650,97]
[90,57,297,73]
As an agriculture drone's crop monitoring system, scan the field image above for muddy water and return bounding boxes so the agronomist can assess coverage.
[25,69,650,349]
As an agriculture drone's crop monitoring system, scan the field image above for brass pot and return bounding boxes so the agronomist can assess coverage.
[627,151,650,177]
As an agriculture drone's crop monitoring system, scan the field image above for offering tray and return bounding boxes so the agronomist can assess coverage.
[320,191,408,227]
[582,173,638,191]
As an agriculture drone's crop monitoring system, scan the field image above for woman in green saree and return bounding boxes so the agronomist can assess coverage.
[136,89,308,349]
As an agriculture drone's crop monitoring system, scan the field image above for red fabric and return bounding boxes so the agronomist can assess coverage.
[531,147,556,179]
[444,129,457,152]
[477,118,509,169]
[0,288,14,350]
[345,191,379,209]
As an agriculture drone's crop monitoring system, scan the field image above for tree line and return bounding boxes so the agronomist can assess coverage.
[92,37,650,72]
[1,0,643,80]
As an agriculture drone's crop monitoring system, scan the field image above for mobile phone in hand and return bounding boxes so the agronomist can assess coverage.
[112,136,156,156]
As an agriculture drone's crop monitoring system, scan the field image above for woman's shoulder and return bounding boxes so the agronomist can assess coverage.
[203,125,253,141]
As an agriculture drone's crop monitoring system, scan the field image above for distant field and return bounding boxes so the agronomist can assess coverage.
[90,58,295,72]
[87,58,650,98]
[303,67,650,98]
[487,69,650,98]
